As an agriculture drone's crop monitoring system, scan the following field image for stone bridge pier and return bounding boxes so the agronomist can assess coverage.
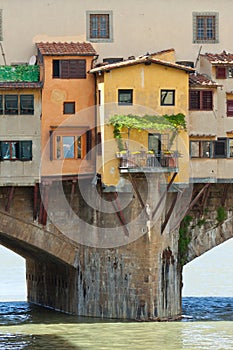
[0,181,232,320]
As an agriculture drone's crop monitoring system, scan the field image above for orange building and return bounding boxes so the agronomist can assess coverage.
[36,42,97,181]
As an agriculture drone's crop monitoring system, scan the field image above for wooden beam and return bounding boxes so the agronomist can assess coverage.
[33,183,39,220]
[185,183,210,215]
[42,184,50,226]
[69,180,77,217]
[5,186,15,212]
[111,192,129,237]
[221,183,228,207]
[152,172,177,221]
[128,173,147,212]
[161,192,178,234]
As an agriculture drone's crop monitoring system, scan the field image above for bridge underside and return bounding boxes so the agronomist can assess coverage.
[0,181,232,320]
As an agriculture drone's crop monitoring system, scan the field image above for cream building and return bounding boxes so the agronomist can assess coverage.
[0,0,232,66]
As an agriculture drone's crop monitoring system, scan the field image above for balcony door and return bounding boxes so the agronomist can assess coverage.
[148,133,161,161]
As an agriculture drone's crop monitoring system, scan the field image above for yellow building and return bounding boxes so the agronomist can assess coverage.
[90,52,193,188]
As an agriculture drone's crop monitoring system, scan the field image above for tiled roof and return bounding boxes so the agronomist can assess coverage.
[201,51,233,64]
[36,42,97,56]
[0,82,42,89]
[189,72,219,87]
[90,55,194,73]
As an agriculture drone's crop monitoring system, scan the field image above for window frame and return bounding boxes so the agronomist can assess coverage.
[189,90,213,111]
[20,94,34,115]
[0,140,32,161]
[190,140,212,158]
[50,128,90,160]
[118,89,133,105]
[193,12,219,43]
[0,94,34,115]
[86,10,113,43]
[160,89,175,106]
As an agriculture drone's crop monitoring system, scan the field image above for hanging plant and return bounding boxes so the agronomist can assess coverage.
[109,113,187,151]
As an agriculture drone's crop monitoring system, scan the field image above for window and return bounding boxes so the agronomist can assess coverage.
[216,66,227,79]
[0,94,34,115]
[193,12,219,43]
[161,90,175,106]
[5,95,18,114]
[190,141,211,158]
[227,100,233,117]
[86,11,113,42]
[214,138,227,158]
[0,141,32,160]
[56,135,81,159]
[189,90,213,110]
[20,95,34,115]
[63,102,75,114]
[50,128,92,160]
[118,89,133,105]
[53,59,86,79]
[229,139,233,157]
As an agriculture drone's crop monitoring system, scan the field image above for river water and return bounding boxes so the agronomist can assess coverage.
[0,298,232,349]
[1,246,233,349]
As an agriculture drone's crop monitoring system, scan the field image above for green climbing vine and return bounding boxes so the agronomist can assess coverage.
[178,215,193,267]
[109,113,187,151]
[216,207,227,224]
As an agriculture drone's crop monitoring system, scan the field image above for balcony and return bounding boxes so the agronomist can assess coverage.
[0,65,40,82]
[116,150,179,173]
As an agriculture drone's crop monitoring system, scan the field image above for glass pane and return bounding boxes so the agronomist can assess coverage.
[118,90,132,104]
[56,136,61,159]
[191,142,199,157]
[1,142,10,159]
[197,17,204,39]
[20,95,34,114]
[11,142,17,159]
[161,90,175,105]
[99,15,109,38]
[229,139,233,157]
[206,17,214,39]
[77,136,82,158]
[201,141,211,158]
[63,136,74,159]
[5,95,18,114]
[90,15,98,38]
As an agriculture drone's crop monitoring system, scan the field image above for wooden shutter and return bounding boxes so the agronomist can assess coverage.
[69,59,86,79]
[49,131,53,160]
[227,100,233,116]
[86,130,92,160]
[214,138,227,158]
[189,91,200,109]
[60,60,70,79]
[216,66,226,79]
[202,91,213,110]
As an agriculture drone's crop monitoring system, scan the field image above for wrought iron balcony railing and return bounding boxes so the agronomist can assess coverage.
[116,150,179,172]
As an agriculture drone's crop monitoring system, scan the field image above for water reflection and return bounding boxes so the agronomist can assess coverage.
[0,300,233,349]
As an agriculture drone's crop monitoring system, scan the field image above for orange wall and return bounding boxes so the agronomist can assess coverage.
[40,55,96,177]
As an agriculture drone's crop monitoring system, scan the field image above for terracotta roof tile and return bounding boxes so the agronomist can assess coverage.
[201,51,233,64]
[36,42,97,56]
[0,82,42,89]
[90,55,194,73]
[189,72,219,87]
